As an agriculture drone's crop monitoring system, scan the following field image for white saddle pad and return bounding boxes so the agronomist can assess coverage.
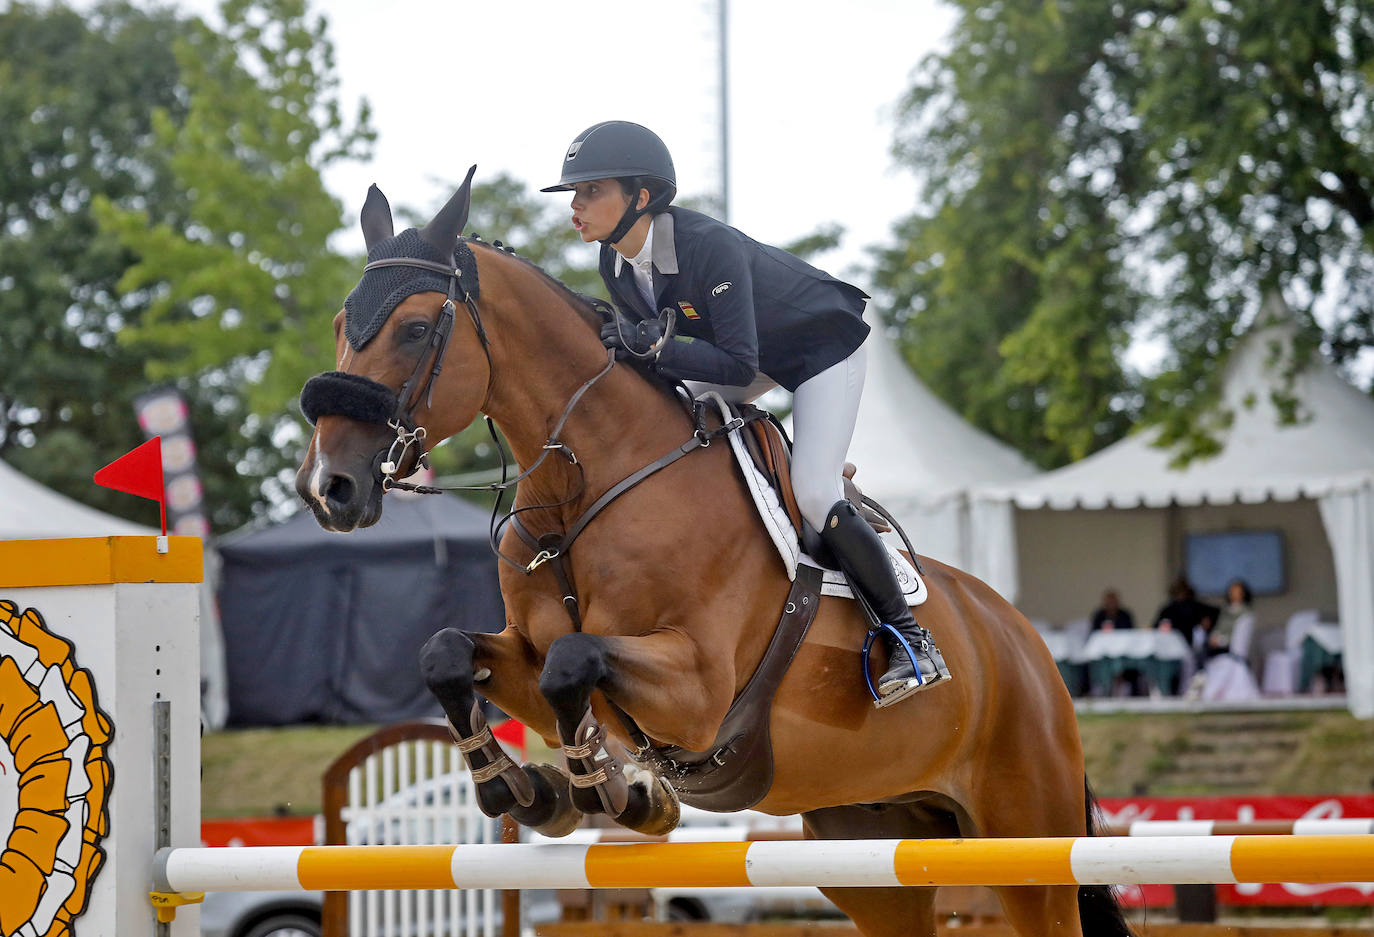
[700,392,927,607]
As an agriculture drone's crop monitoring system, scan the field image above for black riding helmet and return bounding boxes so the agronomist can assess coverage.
[541,121,677,244]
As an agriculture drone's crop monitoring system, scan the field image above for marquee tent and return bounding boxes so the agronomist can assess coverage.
[0,458,156,538]
[825,319,1041,571]
[972,295,1374,717]
[216,490,505,726]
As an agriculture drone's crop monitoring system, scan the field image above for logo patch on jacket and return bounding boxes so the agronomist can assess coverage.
[677,301,700,319]
[712,281,732,296]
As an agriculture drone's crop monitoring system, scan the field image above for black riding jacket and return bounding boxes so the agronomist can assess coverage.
[598,207,870,391]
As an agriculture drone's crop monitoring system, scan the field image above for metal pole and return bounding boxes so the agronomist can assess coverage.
[719,0,730,223]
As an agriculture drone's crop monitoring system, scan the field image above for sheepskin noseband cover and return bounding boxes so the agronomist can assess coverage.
[300,371,396,426]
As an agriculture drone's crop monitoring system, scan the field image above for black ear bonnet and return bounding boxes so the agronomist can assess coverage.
[343,227,453,350]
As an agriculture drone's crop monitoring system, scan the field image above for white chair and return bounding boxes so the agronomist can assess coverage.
[1260,610,1318,695]
[1201,613,1261,702]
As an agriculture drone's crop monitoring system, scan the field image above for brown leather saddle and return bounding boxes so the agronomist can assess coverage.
[733,403,891,542]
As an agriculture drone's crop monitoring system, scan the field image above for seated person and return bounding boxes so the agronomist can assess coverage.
[1153,576,1218,650]
[1201,578,1253,661]
[1090,589,1134,632]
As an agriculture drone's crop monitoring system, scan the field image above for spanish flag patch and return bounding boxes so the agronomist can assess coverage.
[678,301,700,319]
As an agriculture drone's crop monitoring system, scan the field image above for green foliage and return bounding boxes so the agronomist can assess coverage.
[92,0,374,529]
[96,0,373,414]
[874,0,1374,468]
[0,2,200,519]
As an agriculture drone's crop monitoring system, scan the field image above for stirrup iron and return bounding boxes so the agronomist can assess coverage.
[861,623,951,709]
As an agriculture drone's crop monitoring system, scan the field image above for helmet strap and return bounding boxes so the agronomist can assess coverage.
[602,202,646,246]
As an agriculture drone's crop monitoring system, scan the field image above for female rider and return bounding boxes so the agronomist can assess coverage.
[542,120,951,705]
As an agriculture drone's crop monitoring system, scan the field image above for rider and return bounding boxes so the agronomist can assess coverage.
[542,120,951,704]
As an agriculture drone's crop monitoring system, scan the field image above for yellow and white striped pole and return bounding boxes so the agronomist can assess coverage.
[154,834,1374,894]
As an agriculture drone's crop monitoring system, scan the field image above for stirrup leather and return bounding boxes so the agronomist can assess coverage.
[562,709,630,816]
[447,702,536,807]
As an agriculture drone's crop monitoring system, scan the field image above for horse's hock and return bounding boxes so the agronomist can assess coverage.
[0,537,202,937]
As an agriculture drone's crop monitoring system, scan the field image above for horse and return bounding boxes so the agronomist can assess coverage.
[295,169,1132,937]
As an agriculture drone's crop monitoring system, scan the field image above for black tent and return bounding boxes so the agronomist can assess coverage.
[217,493,504,726]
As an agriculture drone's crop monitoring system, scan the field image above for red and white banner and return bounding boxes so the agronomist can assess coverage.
[1098,794,1374,906]
[201,816,318,848]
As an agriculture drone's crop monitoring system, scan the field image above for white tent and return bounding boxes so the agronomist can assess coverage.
[0,458,157,538]
[843,320,1041,571]
[0,458,229,727]
[972,294,1374,717]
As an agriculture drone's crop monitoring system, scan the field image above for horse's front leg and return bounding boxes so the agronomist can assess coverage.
[539,632,682,836]
[420,627,582,836]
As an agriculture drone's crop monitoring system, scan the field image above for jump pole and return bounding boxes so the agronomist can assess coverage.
[0,536,202,937]
[154,834,1374,895]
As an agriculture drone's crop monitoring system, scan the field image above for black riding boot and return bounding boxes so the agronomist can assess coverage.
[821,500,952,703]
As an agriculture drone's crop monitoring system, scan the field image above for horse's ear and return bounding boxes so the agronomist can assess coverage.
[360,184,394,250]
[420,164,477,253]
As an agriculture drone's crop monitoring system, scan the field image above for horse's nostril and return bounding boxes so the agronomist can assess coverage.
[325,474,355,507]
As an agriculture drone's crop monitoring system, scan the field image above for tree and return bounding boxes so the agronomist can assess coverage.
[0,2,200,520]
[873,0,1374,467]
[96,0,375,528]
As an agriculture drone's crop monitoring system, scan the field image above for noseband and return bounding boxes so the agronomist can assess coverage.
[301,245,490,490]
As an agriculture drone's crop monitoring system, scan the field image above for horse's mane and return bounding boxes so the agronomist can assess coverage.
[465,237,604,333]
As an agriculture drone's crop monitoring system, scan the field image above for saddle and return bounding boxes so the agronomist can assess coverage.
[733,403,893,549]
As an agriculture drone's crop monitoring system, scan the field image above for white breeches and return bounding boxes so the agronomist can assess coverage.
[684,342,867,530]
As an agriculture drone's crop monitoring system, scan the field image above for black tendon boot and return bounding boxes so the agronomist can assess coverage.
[821,500,952,704]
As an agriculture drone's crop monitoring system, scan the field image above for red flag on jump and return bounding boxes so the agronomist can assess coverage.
[94,436,166,535]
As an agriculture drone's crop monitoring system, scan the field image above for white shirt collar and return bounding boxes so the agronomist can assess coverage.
[613,221,655,276]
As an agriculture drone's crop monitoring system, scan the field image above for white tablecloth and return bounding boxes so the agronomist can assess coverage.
[1074,628,1192,664]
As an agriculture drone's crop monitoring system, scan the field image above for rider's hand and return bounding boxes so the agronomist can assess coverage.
[600,314,663,359]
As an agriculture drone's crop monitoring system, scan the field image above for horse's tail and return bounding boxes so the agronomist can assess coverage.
[1077,777,1135,936]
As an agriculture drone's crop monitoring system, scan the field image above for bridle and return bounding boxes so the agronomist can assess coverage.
[356,254,489,490]
[300,242,617,560]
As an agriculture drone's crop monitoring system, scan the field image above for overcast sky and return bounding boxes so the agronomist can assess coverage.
[177,0,955,285]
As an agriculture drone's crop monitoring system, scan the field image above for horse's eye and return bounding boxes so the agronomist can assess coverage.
[405,321,429,342]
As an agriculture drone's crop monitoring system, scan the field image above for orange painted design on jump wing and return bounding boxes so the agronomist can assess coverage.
[0,597,114,937]
[298,845,459,891]
[584,842,752,887]
[893,837,1076,886]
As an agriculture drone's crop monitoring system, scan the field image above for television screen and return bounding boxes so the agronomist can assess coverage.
[1183,529,1286,597]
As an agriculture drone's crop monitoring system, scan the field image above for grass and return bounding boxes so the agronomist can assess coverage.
[202,711,1374,818]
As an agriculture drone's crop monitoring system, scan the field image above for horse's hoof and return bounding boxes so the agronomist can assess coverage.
[514,763,584,838]
[615,764,681,836]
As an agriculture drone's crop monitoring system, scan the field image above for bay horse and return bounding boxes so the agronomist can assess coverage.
[295,170,1131,937]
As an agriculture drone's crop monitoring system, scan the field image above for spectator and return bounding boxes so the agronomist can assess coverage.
[1090,589,1134,632]
[1202,578,1254,660]
[1153,576,1218,649]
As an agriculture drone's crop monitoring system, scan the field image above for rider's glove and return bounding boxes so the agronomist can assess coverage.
[600,313,664,360]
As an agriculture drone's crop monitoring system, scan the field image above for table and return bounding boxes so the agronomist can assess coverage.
[1075,628,1194,696]
[1035,629,1089,696]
